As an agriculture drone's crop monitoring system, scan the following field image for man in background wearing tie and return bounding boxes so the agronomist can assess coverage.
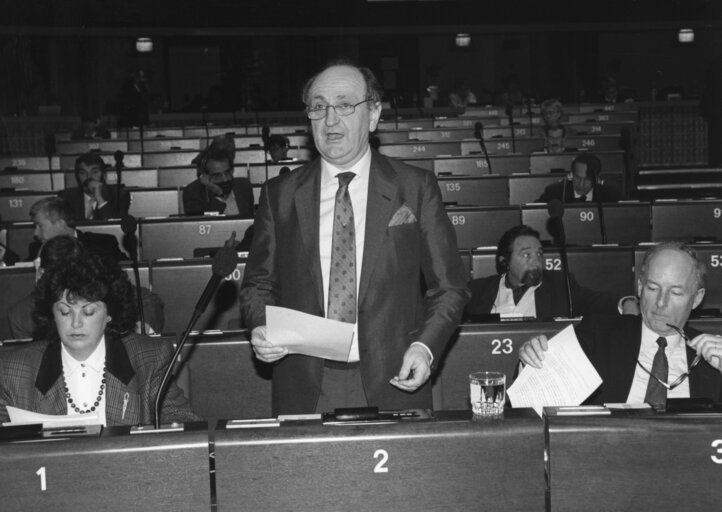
[535,153,620,204]
[239,61,470,415]
[59,152,128,221]
[519,242,722,407]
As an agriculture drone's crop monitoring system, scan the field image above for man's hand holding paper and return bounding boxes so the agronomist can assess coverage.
[253,306,355,363]
[508,325,602,415]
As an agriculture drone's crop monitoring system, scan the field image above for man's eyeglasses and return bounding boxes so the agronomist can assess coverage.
[636,323,702,390]
[306,99,373,120]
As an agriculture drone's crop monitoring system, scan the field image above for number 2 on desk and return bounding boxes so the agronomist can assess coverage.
[373,449,389,473]
[712,440,722,464]
[36,466,47,491]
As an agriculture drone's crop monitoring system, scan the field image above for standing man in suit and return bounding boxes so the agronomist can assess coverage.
[535,153,620,203]
[59,152,129,221]
[465,225,617,320]
[519,242,722,406]
[239,62,470,415]
[182,135,254,217]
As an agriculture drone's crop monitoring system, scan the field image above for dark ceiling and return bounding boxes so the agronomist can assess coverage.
[1,0,720,33]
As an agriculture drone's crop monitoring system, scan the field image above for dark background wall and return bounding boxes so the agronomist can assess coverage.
[0,0,720,117]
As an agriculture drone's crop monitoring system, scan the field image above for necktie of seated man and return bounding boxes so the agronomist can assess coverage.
[327,172,356,324]
[644,337,668,408]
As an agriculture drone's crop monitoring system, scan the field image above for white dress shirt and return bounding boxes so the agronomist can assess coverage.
[61,337,107,425]
[491,274,542,318]
[626,322,690,403]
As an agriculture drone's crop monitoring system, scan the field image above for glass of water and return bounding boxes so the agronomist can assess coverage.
[469,371,506,417]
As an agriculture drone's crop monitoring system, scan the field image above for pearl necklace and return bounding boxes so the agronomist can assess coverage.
[63,365,107,414]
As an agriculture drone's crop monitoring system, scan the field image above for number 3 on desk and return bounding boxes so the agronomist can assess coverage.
[712,440,722,464]
[373,449,389,473]
[36,466,47,491]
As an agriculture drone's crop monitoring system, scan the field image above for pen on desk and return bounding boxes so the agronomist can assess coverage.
[122,392,129,420]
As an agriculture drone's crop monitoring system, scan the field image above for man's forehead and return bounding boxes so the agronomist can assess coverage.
[309,66,366,100]
[645,249,695,282]
[512,236,541,252]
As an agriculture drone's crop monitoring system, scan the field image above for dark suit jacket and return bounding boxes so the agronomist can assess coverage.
[239,150,470,415]
[535,179,620,203]
[0,334,200,425]
[58,185,129,221]
[576,315,722,405]
[182,177,254,217]
[28,230,127,264]
[465,271,617,319]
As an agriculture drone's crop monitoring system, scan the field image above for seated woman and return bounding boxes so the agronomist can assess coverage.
[0,238,200,426]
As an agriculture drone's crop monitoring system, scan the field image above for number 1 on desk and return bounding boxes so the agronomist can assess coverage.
[36,466,47,491]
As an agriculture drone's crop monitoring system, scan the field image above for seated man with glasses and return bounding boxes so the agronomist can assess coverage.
[518,241,722,407]
[183,135,254,217]
[535,153,620,203]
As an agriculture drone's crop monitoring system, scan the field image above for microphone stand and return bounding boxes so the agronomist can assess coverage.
[548,200,574,318]
[114,151,124,213]
[595,179,608,244]
[506,103,516,153]
[526,98,534,134]
[474,122,493,174]
[153,246,238,429]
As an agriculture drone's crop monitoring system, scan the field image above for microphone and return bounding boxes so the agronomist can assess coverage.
[153,243,239,429]
[45,131,56,191]
[121,214,145,335]
[474,122,493,174]
[595,176,608,244]
[505,102,516,153]
[114,150,124,212]
[261,125,270,151]
[547,200,574,318]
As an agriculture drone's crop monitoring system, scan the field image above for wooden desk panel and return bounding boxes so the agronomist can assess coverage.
[0,429,210,511]
[546,412,722,512]
[215,409,545,512]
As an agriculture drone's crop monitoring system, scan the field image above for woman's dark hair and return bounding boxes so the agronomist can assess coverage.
[33,245,137,341]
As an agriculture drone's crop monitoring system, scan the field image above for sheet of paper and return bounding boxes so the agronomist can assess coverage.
[507,324,602,416]
[4,406,101,428]
[266,305,354,361]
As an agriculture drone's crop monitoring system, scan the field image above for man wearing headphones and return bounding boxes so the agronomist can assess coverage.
[535,153,620,203]
[182,135,254,217]
[465,224,618,319]
[59,152,129,221]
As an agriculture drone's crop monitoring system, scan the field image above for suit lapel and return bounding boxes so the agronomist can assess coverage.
[34,341,68,415]
[359,152,398,304]
[615,316,643,399]
[293,160,324,310]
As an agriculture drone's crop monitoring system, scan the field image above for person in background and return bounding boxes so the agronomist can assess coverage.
[0,242,198,426]
[465,225,618,320]
[183,135,254,217]
[59,152,129,221]
[542,124,569,154]
[267,134,291,162]
[535,153,620,203]
[71,113,111,140]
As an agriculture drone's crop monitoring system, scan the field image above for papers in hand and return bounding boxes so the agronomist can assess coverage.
[266,306,354,361]
[4,406,101,428]
[507,324,602,416]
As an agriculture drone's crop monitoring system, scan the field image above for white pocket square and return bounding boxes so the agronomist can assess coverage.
[388,204,417,227]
